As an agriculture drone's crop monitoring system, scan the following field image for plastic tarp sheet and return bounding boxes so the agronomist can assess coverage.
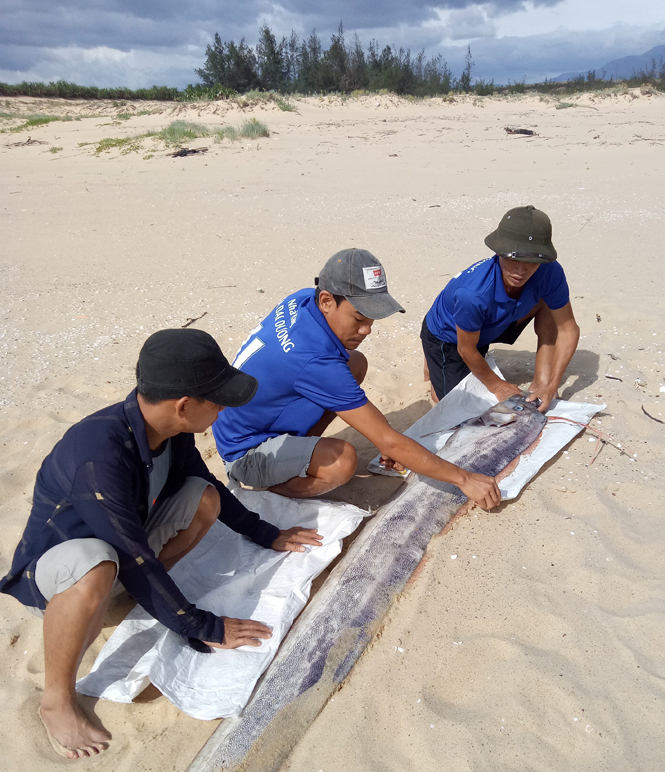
[78,360,604,720]
[77,492,367,720]
[367,357,605,500]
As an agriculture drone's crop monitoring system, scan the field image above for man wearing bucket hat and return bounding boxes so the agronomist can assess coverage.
[213,248,500,507]
[0,329,320,760]
[421,205,580,411]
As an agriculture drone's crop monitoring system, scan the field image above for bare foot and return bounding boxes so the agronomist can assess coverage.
[39,698,111,760]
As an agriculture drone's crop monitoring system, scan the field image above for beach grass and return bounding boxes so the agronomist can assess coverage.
[215,126,238,142]
[2,114,80,133]
[160,121,209,143]
[180,86,297,112]
[48,146,63,153]
[214,119,269,142]
[235,91,297,112]
[94,133,156,154]
[153,118,271,146]
[117,110,156,120]
[91,119,270,156]
[238,118,270,138]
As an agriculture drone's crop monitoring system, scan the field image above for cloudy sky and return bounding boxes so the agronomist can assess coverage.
[1,0,664,88]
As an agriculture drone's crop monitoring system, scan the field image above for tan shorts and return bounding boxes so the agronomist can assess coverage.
[28,476,212,616]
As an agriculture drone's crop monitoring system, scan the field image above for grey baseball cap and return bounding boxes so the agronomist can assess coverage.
[316,248,405,320]
[484,205,557,263]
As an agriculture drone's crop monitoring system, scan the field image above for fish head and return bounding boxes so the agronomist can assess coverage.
[481,393,535,427]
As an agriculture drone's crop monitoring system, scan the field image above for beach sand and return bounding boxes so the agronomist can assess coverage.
[1,89,664,771]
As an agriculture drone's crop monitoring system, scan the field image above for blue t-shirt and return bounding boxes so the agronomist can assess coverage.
[425,256,570,347]
[213,289,369,461]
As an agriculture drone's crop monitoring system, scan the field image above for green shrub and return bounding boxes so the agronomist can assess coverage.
[177,83,238,101]
[473,79,495,96]
[0,80,180,100]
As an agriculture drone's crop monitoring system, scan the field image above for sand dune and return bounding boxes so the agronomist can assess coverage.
[1,90,663,771]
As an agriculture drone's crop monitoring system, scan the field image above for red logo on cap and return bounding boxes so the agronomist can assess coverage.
[373,269,382,277]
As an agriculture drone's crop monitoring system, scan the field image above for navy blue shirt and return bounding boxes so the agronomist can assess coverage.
[425,256,570,347]
[0,391,279,644]
[213,289,368,461]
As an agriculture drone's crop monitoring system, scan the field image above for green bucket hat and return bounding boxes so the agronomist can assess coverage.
[484,205,557,263]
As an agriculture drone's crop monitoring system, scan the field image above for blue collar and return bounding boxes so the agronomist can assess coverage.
[301,293,350,361]
[123,389,154,473]
[492,256,512,304]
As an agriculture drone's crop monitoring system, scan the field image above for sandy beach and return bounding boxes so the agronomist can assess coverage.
[1,89,664,771]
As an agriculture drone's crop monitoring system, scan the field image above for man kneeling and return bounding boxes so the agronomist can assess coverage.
[0,329,320,760]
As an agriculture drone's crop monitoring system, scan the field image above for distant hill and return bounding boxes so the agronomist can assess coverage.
[554,44,665,82]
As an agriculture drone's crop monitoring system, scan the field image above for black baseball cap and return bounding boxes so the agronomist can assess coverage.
[484,205,557,263]
[316,248,405,320]
[137,329,258,407]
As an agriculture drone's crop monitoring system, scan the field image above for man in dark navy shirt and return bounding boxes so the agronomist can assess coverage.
[213,249,501,507]
[0,329,320,760]
[422,206,580,411]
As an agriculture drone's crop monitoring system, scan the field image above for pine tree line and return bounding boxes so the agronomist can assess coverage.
[195,23,486,96]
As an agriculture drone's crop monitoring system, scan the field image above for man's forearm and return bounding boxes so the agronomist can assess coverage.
[378,433,468,487]
[459,345,506,392]
[537,325,580,391]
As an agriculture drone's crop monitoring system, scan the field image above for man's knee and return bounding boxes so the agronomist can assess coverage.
[36,538,119,607]
[194,485,221,529]
[347,350,368,386]
[68,560,117,609]
[310,439,357,485]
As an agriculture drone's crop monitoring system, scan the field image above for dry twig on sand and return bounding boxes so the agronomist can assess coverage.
[6,136,48,147]
[170,146,208,157]
[504,127,536,136]
[181,311,208,328]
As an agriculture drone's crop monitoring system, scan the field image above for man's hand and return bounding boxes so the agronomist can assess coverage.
[526,382,557,413]
[458,472,501,509]
[490,380,522,404]
[271,527,323,553]
[379,455,406,473]
[204,617,273,649]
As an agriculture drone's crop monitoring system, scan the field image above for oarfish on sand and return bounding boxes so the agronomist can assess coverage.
[188,395,547,772]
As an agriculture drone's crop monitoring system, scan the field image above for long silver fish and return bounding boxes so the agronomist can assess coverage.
[188,395,546,772]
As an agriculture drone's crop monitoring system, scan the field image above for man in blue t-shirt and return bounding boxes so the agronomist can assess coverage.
[421,206,580,411]
[213,248,501,508]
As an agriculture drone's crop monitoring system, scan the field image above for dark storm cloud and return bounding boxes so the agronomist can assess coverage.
[2,1,562,52]
[3,0,660,89]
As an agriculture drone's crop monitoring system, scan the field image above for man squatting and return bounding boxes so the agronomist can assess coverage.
[421,205,580,410]
[213,248,501,506]
[0,330,322,760]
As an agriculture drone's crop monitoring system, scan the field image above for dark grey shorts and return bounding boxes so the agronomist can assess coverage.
[28,476,212,616]
[421,316,534,400]
[225,434,321,489]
